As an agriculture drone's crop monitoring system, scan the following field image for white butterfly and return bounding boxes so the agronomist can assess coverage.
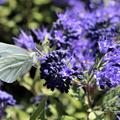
[0,42,38,83]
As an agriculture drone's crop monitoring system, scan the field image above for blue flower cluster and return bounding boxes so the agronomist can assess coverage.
[0,0,7,5]
[14,0,120,92]
[33,28,51,43]
[96,46,120,88]
[0,90,16,119]
[14,30,36,50]
[40,50,73,93]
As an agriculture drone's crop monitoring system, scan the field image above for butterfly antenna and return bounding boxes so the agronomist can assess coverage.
[35,48,44,56]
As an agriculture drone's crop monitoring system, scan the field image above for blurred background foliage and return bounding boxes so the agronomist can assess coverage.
[0,0,119,120]
[0,0,63,43]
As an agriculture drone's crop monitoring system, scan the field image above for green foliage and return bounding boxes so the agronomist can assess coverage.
[30,97,47,120]
[101,86,120,112]
[0,0,62,43]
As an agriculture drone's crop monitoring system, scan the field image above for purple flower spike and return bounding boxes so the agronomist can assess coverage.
[14,30,36,50]
[95,46,120,89]
[0,90,16,119]
[33,28,51,42]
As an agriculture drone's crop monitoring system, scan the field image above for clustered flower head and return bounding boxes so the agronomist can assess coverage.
[14,0,120,93]
[33,28,51,43]
[40,50,73,93]
[0,90,16,119]
[0,0,7,5]
[14,30,36,50]
[96,46,120,89]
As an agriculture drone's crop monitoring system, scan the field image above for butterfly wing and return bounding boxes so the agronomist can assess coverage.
[0,42,37,83]
[0,42,30,57]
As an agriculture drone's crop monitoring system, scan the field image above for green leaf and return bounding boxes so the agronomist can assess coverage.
[101,86,120,112]
[33,0,50,5]
[61,115,77,120]
[30,97,47,120]
[5,107,29,120]
[88,112,96,120]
